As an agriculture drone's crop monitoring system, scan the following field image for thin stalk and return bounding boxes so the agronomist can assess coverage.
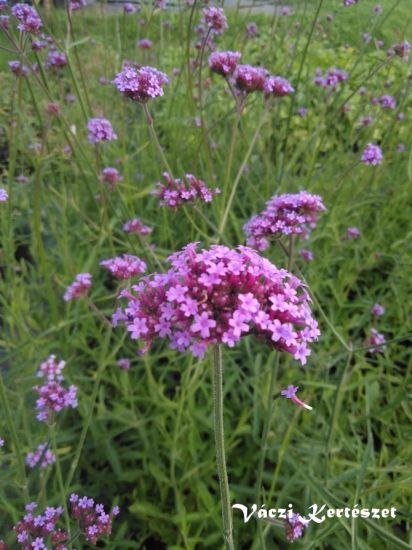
[212,345,234,550]
[218,107,270,238]
[142,103,173,176]
[0,373,29,502]
[254,354,280,548]
[287,235,294,271]
[49,419,72,546]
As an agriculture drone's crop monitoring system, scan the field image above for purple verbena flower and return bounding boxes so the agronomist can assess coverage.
[64,273,92,301]
[113,64,169,103]
[244,191,326,250]
[233,64,267,94]
[112,243,320,364]
[361,143,382,165]
[284,513,308,542]
[0,188,8,202]
[263,75,294,97]
[100,254,147,280]
[202,7,227,35]
[11,3,42,33]
[153,172,220,207]
[346,226,361,239]
[87,118,117,144]
[368,328,386,353]
[100,167,123,190]
[26,444,56,469]
[123,218,152,236]
[371,303,385,316]
[208,51,241,77]
[281,385,312,410]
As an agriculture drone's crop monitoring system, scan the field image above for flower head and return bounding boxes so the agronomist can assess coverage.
[26,443,56,469]
[346,226,361,240]
[208,51,241,77]
[202,7,227,35]
[153,172,220,208]
[263,75,294,97]
[64,273,92,301]
[244,191,326,251]
[100,254,147,280]
[112,243,320,363]
[361,143,382,165]
[371,303,385,316]
[113,64,169,103]
[138,38,153,49]
[87,118,117,144]
[0,188,8,202]
[100,167,123,190]
[368,328,386,353]
[233,64,267,93]
[123,218,152,236]
[70,0,87,10]
[11,3,42,33]
[8,60,28,76]
[284,513,308,542]
[46,49,67,69]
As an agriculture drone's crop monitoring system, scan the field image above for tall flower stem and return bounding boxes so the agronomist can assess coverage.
[218,107,270,239]
[212,345,234,550]
[142,103,173,176]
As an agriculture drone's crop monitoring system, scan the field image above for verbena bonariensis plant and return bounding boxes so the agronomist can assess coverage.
[112,243,320,547]
[0,0,410,547]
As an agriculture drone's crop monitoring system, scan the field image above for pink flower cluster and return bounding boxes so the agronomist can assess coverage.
[11,3,42,33]
[379,94,396,109]
[70,494,119,545]
[37,354,65,382]
[123,218,152,236]
[346,226,361,239]
[284,513,308,542]
[202,7,228,35]
[208,51,241,77]
[87,118,117,144]
[112,243,320,364]
[263,75,295,97]
[0,188,8,202]
[368,328,386,353]
[371,303,385,316]
[393,40,410,60]
[243,192,326,251]
[113,64,169,103]
[33,356,78,422]
[233,64,267,93]
[361,143,382,165]
[0,15,9,29]
[14,502,67,548]
[153,172,220,208]
[9,60,28,76]
[46,50,67,69]
[138,38,153,49]
[100,167,123,190]
[314,67,348,90]
[26,443,56,469]
[100,254,147,280]
[70,0,87,10]
[64,272,92,301]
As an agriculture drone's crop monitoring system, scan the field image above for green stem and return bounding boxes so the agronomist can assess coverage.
[49,419,72,546]
[218,107,269,239]
[142,103,173,176]
[254,354,279,548]
[212,345,234,550]
[0,373,29,502]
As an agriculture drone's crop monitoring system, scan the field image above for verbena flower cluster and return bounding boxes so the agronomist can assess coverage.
[13,502,66,548]
[70,0,87,10]
[87,118,117,144]
[284,513,308,542]
[202,7,228,35]
[361,143,382,165]
[46,50,67,69]
[263,75,295,96]
[153,172,221,207]
[113,64,169,103]
[70,494,120,544]
[314,67,348,90]
[0,188,9,202]
[9,60,28,76]
[112,243,320,364]
[8,497,119,548]
[233,64,267,93]
[100,254,147,280]
[208,51,241,77]
[123,218,152,236]
[11,3,42,33]
[243,192,326,251]
[33,356,78,422]
[368,328,386,353]
[64,272,92,301]
[100,167,123,190]
[26,443,56,469]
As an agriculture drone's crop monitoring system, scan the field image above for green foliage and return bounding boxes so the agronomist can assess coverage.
[0,1,411,548]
